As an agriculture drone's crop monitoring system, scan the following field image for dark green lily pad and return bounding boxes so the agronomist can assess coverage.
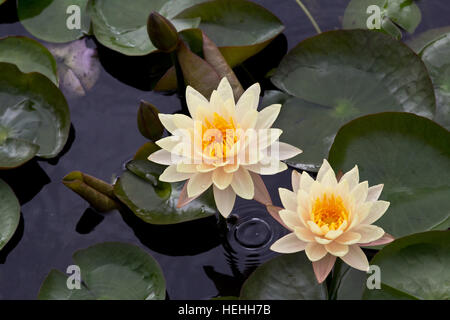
[114,159,216,225]
[329,112,450,238]
[0,179,20,251]
[343,0,421,38]
[0,36,58,85]
[240,252,328,300]
[363,231,450,300]
[175,0,284,67]
[407,26,450,53]
[38,242,166,300]
[0,63,70,165]
[87,0,200,56]
[17,0,90,43]
[420,32,450,129]
[329,259,367,300]
[271,30,436,170]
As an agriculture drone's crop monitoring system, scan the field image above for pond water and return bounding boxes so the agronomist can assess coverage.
[0,0,449,299]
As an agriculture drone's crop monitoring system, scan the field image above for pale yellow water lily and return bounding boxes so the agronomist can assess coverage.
[148,77,302,217]
[270,160,394,283]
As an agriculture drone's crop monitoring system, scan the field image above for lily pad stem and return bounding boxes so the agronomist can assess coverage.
[295,0,321,34]
[171,47,188,113]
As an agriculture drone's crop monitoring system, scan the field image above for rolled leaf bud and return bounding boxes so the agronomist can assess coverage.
[147,11,179,53]
[137,100,164,141]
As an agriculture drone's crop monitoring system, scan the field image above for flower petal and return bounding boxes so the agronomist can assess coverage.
[312,254,336,284]
[257,128,283,150]
[324,229,343,240]
[305,242,328,262]
[278,188,297,212]
[148,149,174,165]
[213,185,236,218]
[315,236,332,245]
[172,114,194,129]
[307,220,324,236]
[216,77,234,104]
[300,171,314,193]
[361,233,395,246]
[156,136,182,152]
[294,226,316,242]
[279,210,302,230]
[325,242,349,257]
[340,165,359,191]
[186,85,209,118]
[367,184,384,202]
[230,167,254,199]
[321,169,338,187]
[240,109,258,129]
[255,104,281,129]
[187,172,213,197]
[353,225,385,243]
[159,165,192,182]
[271,233,307,254]
[317,159,334,182]
[341,245,369,271]
[212,166,233,190]
[361,200,390,225]
[335,231,361,245]
[351,181,369,205]
[244,161,287,175]
[291,170,301,192]
[250,171,272,205]
[274,142,302,160]
[236,82,260,115]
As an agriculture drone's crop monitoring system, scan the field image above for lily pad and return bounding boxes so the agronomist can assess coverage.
[0,179,20,251]
[363,231,450,300]
[87,0,200,56]
[328,112,450,238]
[38,242,166,300]
[174,0,284,67]
[17,0,90,43]
[271,30,436,170]
[114,159,216,225]
[343,0,421,38]
[407,26,450,53]
[0,63,70,162]
[329,259,368,300]
[0,36,58,85]
[240,252,328,300]
[420,33,450,129]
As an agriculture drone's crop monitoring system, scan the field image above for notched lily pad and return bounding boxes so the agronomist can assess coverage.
[0,63,70,163]
[271,30,436,170]
[363,231,450,300]
[343,0,421,38]
[38,242,166,300]
[329,112,450,238]
[0,179,20,251]
[240,252,328,300]
[114,159,216,225]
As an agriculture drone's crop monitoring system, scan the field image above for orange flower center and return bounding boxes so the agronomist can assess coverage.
[312,194,348,230]
[202,112,239,160]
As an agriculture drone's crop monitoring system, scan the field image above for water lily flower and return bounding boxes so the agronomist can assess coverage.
[148,77,302,217]
[270,160,394,283]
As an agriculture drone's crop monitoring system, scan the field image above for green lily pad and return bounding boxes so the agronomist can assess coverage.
[114,159,216,225]
[329,112,450,238]
[363,231,450,300]
[174,0,284,67]
[17,0,90,43]
[407,26,450,53]
[87,0,200,56]
[0,36,58,85]
[240,253,328,300]
[0,179,20,251]
[0,63,70,163]
[343,0,421,38]
[271,30,436,171]
[420,33,450,129]
[38,242,166,300]
[328,259,368,300]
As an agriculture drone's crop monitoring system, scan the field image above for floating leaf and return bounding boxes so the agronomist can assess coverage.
[363,231,450,300]
[420,33,450,129]
[62,171,119,212]
[38,242,166,300]
[0,36,58,85]
[87,0,200,56]
[114,159,216,225]
[0,179,20,251]
[329,112,450,238]
[0,63,70,168]
[343,0,421,38]
[407,26,450,53]
[47,39,101,98]
[329,259,368,300]
[17,0,90,43]
[240,252,328,300]
[175,0,284,67]
[137,101,164,141]
[271,30,436,170]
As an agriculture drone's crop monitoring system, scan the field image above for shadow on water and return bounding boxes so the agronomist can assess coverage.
[95,40,173,92]
[0,214,24,263]
[204,265,245,298]
[0,160,51,205]
[0,0,18,24]
[75,207,105,234]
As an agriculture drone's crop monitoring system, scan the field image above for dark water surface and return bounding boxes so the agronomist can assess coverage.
[0,0,448,299]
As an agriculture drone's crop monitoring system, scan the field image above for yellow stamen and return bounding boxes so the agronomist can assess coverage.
[312,194,348,230]
[202,112,239,160]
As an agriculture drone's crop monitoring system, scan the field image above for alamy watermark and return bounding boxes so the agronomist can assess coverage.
[66,5,81,30]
